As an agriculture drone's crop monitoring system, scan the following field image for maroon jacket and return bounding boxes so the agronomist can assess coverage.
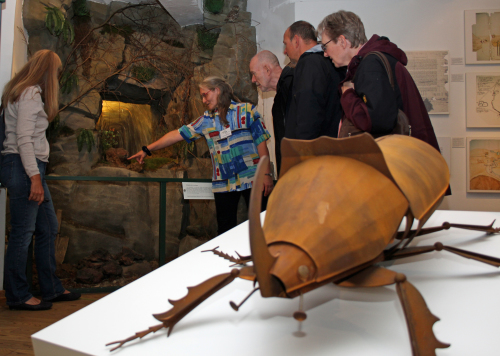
[340,35,440,152]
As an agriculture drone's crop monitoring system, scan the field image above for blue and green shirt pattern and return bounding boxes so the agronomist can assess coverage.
[178,101,270,193]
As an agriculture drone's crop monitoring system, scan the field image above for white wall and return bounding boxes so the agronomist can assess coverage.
[0,0,27,91]
[0,1,16,92]
[247,0,295,176]
[250,0,500,212]
[12,0,27,75]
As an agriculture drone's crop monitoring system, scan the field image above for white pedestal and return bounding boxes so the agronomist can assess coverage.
[32,210,500,356]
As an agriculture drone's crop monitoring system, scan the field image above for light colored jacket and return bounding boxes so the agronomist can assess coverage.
[2,85,50,177]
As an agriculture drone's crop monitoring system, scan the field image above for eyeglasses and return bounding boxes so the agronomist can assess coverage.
[200,89,213,99]
[321,39,333,52]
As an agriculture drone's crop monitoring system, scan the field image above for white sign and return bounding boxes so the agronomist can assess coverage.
[182,182,214,200]
[452,137,466,148]
[451,57,464,65]
[451,74,464,82]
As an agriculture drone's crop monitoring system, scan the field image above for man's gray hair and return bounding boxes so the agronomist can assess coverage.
[317,10,368,48]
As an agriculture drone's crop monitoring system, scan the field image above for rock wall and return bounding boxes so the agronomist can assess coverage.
[23,0,257,263]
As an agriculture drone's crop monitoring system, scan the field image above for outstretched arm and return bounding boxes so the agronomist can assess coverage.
[128,130,184,164]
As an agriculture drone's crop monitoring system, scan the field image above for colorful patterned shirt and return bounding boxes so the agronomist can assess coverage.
[178,101,271,193]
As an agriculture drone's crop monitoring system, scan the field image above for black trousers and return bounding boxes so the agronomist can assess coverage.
[214,188,268,236]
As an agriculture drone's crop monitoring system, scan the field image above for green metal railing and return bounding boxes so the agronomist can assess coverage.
[35,175,213,293]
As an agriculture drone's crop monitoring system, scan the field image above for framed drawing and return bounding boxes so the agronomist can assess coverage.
[466,72,500,128]
[406,51,449,114]
[467,138,500,193]
[464,10,500,64]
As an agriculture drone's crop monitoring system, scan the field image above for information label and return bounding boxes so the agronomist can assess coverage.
[182,182,214,200]
[452,137,466,148]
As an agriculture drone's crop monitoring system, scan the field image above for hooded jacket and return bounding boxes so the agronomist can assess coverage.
[341,35,440,152]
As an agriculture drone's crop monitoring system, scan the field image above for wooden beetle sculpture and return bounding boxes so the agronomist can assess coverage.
[108,134,500,355]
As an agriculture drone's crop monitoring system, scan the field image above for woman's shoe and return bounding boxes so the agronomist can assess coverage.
[9,301,52,311]
[44,291,81,302]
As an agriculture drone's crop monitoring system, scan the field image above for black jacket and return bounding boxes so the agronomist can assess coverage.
[285,50,344,140]
[272,65,294,175]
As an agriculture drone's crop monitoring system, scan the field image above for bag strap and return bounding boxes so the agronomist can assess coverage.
[363,51,395,90]
[361,51,411,136]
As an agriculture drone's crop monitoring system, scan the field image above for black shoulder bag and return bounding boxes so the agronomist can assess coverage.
[339,51,411,138]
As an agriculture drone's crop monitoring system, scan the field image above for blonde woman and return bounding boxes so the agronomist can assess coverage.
[129,76,274,235]
[1,50,80,310]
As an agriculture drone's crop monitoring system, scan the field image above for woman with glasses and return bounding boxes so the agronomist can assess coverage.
[1,50,81,310]
[129,76,274,235]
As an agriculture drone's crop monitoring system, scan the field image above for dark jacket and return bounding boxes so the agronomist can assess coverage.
[341,35,440,152]
[341,35,449,194]
[272,65,294,176]
[285,50,343,140]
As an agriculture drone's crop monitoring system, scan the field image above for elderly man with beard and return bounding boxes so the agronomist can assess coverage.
[249,50,294,176]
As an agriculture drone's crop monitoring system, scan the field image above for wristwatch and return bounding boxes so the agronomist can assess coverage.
[142,146,152,156]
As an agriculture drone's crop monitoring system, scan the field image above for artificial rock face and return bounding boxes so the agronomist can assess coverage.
[22,0,257,263]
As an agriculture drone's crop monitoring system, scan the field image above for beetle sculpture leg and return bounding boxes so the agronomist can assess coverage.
[106,269,244,351]
[385,242,500,267]
[338,266,450,356]
[395,220,499,240]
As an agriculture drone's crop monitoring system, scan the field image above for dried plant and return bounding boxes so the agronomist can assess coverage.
[54,2,196,116]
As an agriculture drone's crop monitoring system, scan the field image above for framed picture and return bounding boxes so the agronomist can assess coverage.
[406,51,449,114]
[464,10,500,64]
[467,138,500,193]
[466,72,500,128]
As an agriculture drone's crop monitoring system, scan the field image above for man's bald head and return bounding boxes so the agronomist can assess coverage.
[253,50,280,67]
[249,50,283,92]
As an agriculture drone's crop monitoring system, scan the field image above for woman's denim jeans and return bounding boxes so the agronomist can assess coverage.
[1,154,64,305]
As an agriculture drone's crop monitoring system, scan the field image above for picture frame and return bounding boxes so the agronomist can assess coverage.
[464,10,500,64]
[467,137,500,193]
[406,51,449,115]
[466,72,500,128]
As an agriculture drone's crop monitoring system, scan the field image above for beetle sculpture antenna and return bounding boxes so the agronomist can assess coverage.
[248,155,284,298]
[201,246,251,265]
[107,134,500,355]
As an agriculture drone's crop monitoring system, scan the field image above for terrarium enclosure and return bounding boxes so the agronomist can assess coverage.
[11,0,257,287]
